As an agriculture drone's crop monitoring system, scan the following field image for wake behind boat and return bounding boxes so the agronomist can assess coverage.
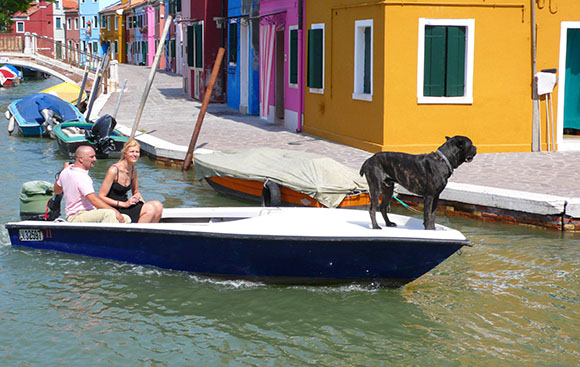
[6,207,470,287]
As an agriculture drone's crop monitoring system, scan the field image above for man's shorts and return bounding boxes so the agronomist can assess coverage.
[67,209,131,223]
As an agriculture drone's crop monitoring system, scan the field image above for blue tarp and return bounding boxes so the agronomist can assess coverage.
[13,93,82,124]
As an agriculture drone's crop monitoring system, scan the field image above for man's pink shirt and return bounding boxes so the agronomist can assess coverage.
[57,165,96,217]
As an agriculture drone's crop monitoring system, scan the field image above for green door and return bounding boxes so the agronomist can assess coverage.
[564,28,580,130]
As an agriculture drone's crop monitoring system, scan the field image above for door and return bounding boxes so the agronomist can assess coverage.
[275,30,285,121]
[564,28,580,132]
[240,21,249,113]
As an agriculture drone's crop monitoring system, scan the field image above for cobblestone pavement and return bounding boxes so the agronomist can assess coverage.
[101,64,580,199]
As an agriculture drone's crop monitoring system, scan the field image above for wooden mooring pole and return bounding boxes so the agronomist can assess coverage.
[182,47,225,171]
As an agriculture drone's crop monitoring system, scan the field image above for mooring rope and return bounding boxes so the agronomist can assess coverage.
[392,195,423,214]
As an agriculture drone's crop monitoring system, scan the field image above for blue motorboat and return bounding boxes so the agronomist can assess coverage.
[5,207,471,287]
[5,93,86,136]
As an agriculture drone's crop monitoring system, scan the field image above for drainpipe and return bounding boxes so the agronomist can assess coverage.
[532,0,540,151]
[297,0,304,132]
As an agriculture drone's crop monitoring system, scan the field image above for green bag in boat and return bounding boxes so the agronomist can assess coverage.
[20,181,53,220]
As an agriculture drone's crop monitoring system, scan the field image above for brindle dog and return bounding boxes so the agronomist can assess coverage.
[360,136,477,230]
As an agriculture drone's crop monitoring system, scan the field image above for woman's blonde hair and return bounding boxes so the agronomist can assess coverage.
[120,139,141,161]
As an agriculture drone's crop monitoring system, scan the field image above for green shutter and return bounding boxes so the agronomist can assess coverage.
[363,27,371,94]
[290,29,298,84]
[194,23,203,68]
[445,26,466,97]
[423,26,446,97]
[187,25,194,67]
[229,22,238,64]
[308,28,323,88]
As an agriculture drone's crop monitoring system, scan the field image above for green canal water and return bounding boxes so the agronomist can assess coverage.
[0,80,579,366]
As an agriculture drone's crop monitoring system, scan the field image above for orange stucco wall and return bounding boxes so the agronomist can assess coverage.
[304,0,535,154]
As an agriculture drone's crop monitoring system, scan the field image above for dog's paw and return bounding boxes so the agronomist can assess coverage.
[386,222,397,227]
[372,225,382,230]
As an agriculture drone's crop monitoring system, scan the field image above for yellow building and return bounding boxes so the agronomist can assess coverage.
[304,0,580,154]
[99,0,129,63]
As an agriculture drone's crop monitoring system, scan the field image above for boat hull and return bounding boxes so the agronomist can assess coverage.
[6,208,468,287]
[7,94,86,137]
[206,176,371,209]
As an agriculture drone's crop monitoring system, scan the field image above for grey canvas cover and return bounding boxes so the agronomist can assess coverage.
[194,148,369,208]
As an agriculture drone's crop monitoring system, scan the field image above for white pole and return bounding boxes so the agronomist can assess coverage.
[130,15,173,140]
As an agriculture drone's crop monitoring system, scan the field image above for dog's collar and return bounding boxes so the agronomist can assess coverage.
[436,150,454,173]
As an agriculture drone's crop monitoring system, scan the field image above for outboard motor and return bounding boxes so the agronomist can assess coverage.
[85,114,117,156]
[20,181,55,220]
[40,108,63,138]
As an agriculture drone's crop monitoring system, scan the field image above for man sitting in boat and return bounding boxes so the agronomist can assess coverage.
[54,145,130,223]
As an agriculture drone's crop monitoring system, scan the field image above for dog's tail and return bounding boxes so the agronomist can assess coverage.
[359,159,369,177]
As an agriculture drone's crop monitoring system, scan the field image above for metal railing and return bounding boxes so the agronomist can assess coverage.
[0,33,106,71]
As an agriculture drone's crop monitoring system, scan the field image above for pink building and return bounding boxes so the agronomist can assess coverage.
[259,0,304,132]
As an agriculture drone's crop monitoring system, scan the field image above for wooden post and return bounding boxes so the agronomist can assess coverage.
[129,15,173,140]
[182,47,225,171]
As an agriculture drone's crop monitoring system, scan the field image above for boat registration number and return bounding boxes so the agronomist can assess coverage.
[18,229,44,242]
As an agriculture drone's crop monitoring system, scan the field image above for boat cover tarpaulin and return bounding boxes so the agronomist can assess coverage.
[13,93,82,123]
[194,148,369,208]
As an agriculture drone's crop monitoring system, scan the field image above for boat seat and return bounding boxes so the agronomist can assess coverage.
[62,126,84,137]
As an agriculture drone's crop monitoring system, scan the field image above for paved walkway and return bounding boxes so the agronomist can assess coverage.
[100,64,580,203]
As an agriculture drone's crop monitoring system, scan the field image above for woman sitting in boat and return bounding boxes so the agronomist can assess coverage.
[98,139,163,223]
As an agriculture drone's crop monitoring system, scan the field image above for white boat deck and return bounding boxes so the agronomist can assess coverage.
[9,207,468,242]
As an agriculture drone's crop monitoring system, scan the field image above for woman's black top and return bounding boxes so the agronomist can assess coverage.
[106,165,143,223]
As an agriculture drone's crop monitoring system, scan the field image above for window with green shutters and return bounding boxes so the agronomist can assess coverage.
[307,24,324,91]
[418,19,474,104]
[187,25,194,67]
[194,23,203,68]
[229,22,238,66]
[187,23,203,68]
[423,25,466,97]
[289,27,298,86]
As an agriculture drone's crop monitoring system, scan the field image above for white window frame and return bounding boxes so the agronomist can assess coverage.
[417,18,475,105]
[92,41,98,53]
[81,16,86,29]
[55,17,62,29]
[115,16,118,31]
[353,19,373,102]
[93,16,98,29]
[288,25,298,89]
[309,23,325,95]
[16,21,25,33]
[114,40,119,53]
[67,17,71,30]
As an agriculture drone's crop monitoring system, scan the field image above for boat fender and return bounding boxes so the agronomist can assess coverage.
[8,116,15,135]
[262,181,281,207]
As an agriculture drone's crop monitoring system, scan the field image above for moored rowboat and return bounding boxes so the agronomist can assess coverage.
[6,207,470,287]
[194,148,370,208]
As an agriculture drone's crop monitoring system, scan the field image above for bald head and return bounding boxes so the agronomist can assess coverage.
[74,145,96,170]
